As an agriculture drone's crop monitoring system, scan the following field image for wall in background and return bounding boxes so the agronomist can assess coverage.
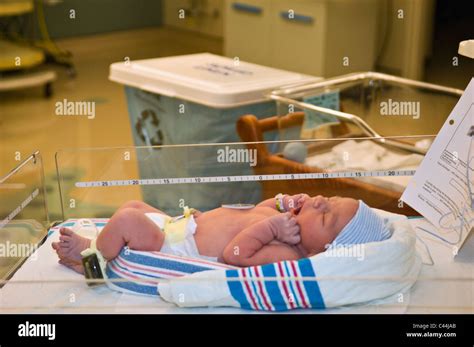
[163,0,223,38]
[375,0,435,80]
[42,0,163,38]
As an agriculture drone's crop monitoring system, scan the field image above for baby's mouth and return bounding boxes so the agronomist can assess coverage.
[291,206,302,215]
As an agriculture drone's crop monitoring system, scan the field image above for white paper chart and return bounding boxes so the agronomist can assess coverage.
[402,78,474,253]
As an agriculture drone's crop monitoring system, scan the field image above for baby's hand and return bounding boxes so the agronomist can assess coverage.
[268,212,301,245]
[284,194,309,212]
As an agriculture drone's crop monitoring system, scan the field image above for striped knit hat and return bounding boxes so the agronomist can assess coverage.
[331,200,392,246]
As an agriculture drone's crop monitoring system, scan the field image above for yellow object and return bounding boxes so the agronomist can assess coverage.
[163,206,196,244]
[0,40,44,71]
[275,193,286,213]
[0,0,33,16]
[34,0,73,67]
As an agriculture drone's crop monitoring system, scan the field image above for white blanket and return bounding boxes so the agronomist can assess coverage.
[305,140,424,192]
[158,210,422,310]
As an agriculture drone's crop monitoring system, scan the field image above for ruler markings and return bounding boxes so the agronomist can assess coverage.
[75,170,416,188]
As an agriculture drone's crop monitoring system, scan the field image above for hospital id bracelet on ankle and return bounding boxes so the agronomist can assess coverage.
[81,239,107,287]
[275,193,286,213]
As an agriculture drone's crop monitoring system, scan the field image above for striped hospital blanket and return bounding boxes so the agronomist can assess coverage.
[50,219,236,297]
[105,248,236,296]
[226,258,325,310]
[157,212,422,311]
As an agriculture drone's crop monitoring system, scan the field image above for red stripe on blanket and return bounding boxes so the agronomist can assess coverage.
[290,261,309,308]
[277,262,295,309]
[242,268,259,310]
[254,266,272,311]
[108,262,157,286]
[146,251,235,269]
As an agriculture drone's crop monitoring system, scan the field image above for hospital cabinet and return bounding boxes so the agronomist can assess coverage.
[224,0,380,77]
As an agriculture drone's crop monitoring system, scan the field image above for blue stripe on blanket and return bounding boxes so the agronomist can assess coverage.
[121,250,214,273]
[226,258,326,311]
[105,248,229,296]
[299,258,325,309]
[261,263,286,311]
[284,261,300,308]
[106,266,158,296]
[249,268,265,310]
[226,269,252,310]
[112,257,161,279]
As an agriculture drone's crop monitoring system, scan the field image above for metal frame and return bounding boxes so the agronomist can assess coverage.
[268,72,464,155]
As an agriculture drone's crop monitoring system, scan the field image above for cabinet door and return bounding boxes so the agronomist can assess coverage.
[224,0,272,66]
[270,0,327,76]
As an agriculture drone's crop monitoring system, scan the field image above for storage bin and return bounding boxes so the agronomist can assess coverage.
[109,53,318,213]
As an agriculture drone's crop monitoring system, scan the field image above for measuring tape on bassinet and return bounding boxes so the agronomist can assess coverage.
[75,169,416,188]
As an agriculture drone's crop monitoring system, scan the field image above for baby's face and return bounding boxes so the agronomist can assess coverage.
[294,195,359,255]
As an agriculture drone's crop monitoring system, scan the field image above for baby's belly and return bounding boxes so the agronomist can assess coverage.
[193,207,276,258]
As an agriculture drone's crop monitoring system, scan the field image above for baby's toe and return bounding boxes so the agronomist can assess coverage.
[59,235,71,243]
[59,227,74,236]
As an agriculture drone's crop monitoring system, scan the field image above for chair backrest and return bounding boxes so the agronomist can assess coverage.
[236,112,306,163]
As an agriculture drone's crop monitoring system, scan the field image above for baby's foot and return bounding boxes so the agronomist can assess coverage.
[52,227,91,271]
[58,258,85,274]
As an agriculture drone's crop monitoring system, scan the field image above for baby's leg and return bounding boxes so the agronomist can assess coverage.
[96,207,165,260]
[53,207,165,274]
[117,200,167,215]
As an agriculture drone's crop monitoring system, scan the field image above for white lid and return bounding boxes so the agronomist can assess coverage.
[109,53,320,108]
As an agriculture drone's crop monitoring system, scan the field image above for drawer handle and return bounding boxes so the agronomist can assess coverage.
[280,11,314,24]
[232,2,263,15]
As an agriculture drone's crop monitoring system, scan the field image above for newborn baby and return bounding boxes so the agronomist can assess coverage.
[52,194,391,272]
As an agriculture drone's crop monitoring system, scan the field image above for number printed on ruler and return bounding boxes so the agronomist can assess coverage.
[75,170,416,188]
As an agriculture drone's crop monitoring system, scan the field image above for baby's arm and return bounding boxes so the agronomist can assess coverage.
[257,194,309,212]
[222,213,301,267]
[256,197,280,209]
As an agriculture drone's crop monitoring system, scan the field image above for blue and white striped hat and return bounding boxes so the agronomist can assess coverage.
[331,200,392,246]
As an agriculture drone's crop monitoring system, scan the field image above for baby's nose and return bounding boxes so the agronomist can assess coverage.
[313,196,328,209]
